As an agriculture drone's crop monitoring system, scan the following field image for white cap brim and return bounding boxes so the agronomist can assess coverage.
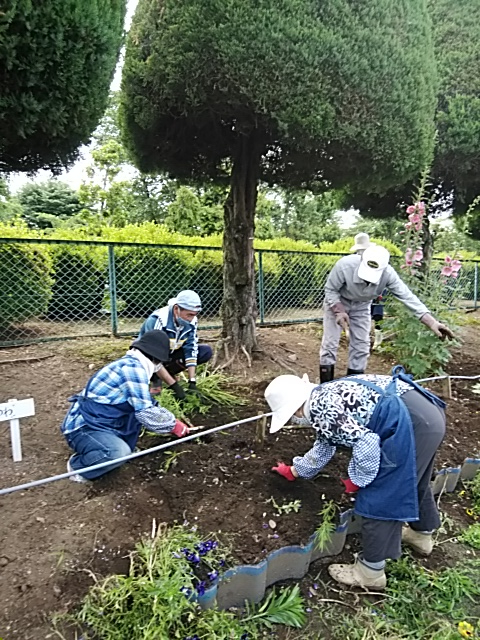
[268,383,317,433]
[357,260,383,284]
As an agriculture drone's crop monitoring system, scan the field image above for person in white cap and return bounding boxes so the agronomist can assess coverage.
[319,245,454,383]
[138,290,213,399]
[350,232,371,254]
[264,368,447,589]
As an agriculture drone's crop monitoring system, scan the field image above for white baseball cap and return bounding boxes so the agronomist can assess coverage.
[350,233,371,253]
[170,290,202,312]
[264,374,317,433]
[357,245,390,284]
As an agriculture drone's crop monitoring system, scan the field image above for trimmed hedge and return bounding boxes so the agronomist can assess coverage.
[1,222,413,330]
[0,224,53,334]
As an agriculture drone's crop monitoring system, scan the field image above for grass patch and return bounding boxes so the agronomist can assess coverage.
[66,337,131,364]
[322,557,480,639]
[52,524,306,639]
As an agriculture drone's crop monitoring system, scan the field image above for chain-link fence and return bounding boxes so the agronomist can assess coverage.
[0,237,479,346]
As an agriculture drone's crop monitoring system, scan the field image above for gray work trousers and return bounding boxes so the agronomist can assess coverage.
[320,299,371,371]
[361,389,446,563]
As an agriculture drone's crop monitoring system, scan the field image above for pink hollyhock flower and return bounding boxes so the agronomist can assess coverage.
[408,213,421,224]
[416,202,426,214]
[405,222,413,230]
[441,265,453,277]
[413,249,423,262]
[444,255,452,264]
[451,271,459,278]
[451,259,462,273]
[404,248,413,266]
[406,205,416,214]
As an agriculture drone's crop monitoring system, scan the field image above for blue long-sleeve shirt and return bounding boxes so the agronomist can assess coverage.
[139,305,199,368]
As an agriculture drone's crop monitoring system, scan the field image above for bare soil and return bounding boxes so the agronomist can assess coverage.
[0,320,479,639]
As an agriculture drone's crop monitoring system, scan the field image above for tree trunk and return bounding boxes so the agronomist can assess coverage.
[221,131,263,355]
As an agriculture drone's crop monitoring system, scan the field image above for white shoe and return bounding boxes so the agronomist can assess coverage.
[328,557,386,589]
[67,458,90,484]
[402,527,433,556]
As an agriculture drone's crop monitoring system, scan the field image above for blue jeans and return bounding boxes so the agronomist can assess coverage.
[66,427,132,480]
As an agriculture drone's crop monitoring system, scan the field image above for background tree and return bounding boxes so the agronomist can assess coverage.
[346,0,480,232]
[0,0,126,173]
[0,178,23,223]
[16,180,82,229]
[120,0,437,354]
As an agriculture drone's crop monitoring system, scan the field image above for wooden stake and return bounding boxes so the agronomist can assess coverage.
[441,376,452,399]
[256,415,267,445]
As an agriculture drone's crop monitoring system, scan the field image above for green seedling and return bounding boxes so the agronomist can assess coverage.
[459,523,480,550]
[159,450,190,474]
[244,584,306,629]
[267,496,302,515]
[314,500,337,551]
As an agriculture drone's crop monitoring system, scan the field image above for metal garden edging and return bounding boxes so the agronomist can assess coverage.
[196,456,480,610]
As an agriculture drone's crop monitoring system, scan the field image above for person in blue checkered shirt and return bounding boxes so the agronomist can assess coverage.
[61,330,190,483]
[264,369,446,590]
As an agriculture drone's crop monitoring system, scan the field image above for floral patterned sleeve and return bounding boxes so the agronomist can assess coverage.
[292,439,337,479]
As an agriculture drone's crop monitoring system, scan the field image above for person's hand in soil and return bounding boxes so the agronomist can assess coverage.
[272,462,298,481]
[341,478,360,494]
[171,419,189,438]
[168,381,186,401]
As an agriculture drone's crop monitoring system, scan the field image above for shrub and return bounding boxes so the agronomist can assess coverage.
[0,223,53,334]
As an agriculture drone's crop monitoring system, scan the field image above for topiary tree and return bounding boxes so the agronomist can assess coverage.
[120,0,437,354]
[0,0,126,173]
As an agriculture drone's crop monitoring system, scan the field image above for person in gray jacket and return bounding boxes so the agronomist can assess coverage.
[319,244,454,383]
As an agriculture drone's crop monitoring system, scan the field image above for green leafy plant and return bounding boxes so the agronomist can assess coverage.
[244,584,306,629]
[266,496,302,515]
[380,174,462,378]
[159,450,190,474]
[314,501,337,551]
[459,524,480,550]
[52,524,305,639]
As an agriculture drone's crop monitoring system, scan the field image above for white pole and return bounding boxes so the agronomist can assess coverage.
[8,398,22,462]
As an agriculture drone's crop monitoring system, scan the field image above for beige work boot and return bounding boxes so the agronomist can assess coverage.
[328,557,386,590]
[402,527,433,556]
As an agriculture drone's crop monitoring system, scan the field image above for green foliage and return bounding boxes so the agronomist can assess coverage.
[266,496,302,516]
[121,0,436,193]
[328,558,480,640]
[55,524,304,638]
[0,179,23,223]
[318,236,402,257]
[459,524,480,550]
[0,223,53,333]
[165,186,223,237]
[245,584,306,630]
[0,0,126,173]
[314,501,337,551]
[16,180,83,229]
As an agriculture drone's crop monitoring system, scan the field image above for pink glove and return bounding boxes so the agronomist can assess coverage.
[341,478,360,494]
[171,419,189,438]
[420,313,454,340]
[331,302,349,330]
[272,462,296,481]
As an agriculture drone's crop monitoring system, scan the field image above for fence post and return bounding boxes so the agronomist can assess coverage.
[108,245,118,336]
[474,264,478,311]
[258,250,265,324]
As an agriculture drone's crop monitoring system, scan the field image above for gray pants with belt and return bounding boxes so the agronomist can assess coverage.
[320,298,371,371]
[361,389,446,563]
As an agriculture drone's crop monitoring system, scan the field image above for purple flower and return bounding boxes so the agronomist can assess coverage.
[207,570,219,582]
[180,586,193,598]
[172,552,182,559]
[272,533,279,539]
[235,454,242,459]
[196,580,207,596]
[240,633,249,640]
[306,607,312,613]
[219,558,226,567]
[262,523,269,529]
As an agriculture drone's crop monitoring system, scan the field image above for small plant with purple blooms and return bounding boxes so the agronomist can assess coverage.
[53,523,305,639]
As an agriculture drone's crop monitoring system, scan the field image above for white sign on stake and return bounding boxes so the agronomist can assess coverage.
[0,398,35,462]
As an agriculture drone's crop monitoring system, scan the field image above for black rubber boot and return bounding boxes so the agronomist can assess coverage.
[346,368,364,375]
[320,364,335,383]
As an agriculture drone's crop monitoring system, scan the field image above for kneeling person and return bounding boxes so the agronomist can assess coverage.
[139,290,213,399]
[61,330,189,482]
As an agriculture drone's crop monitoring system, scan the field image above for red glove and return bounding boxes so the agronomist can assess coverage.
[341,478,360,494]
[171,420,189,438]
[272,462,296,481]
